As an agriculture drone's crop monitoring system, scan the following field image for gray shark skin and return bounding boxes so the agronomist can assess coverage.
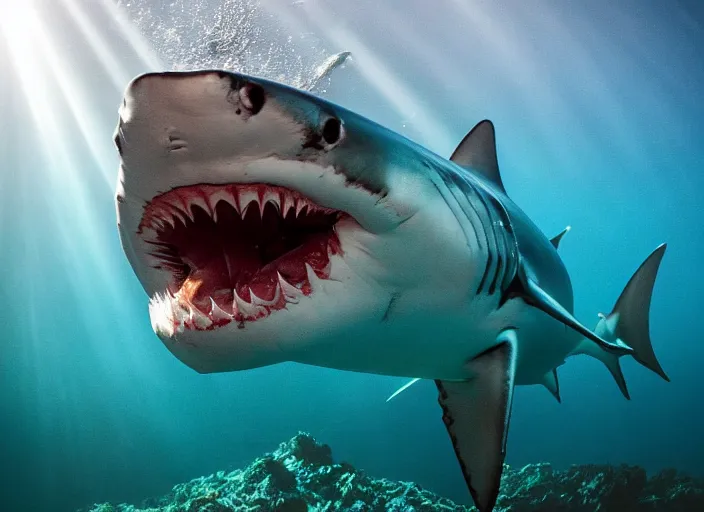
[114,70,668,512]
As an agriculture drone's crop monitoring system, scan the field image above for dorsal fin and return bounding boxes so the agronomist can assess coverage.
[550,226,571,249]
[450,120,506,194]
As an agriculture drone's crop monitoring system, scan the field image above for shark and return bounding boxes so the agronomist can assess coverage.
[114,70,668,512]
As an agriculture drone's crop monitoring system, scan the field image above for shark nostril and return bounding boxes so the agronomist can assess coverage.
[321,117,343,146]
[239,83,265,115]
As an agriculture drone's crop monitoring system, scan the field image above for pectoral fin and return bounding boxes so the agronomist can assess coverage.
[436,329,518,512]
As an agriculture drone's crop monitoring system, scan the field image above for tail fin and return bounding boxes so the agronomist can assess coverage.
[575,336,631,399]
[599,243,669,381]
[573,243,668,398]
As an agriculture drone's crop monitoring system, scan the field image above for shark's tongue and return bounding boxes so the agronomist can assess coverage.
[143,185,342,318]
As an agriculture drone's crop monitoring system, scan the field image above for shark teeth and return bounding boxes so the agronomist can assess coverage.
[187,190,213,218]
[209,298,233,324]
[304,263,323,294]
[277,272,303,304]
[237,188,259,216]
[140,183,343,334]
[259,188,279,216]
[208,188,237,221]
[165,202,188,226]
[280,192,295,218]
[174,302,191,327]
[148,271,324,335]
[232,289,265,320]
[189,305,213,330]
[295,200,308,218]
[139,183,338,235]
[149,292,176,337]
[172,191,196,222]
[250,285,281,307]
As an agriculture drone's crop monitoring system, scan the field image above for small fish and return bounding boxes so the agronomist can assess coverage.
[302,50,351,91]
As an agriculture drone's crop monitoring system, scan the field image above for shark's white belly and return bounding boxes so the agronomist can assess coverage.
[283,267,581,383]
[160,241,581,383]
[290,305,499,381]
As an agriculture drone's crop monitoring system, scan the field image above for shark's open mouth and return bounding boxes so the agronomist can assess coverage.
[139,184,344,332]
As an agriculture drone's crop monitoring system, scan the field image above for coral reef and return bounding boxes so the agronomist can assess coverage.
[80,433,703,511]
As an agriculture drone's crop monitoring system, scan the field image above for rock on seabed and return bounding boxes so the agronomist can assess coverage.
[79,433,704,512]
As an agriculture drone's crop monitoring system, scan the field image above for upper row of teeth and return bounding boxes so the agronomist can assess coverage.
[148,189,336,230]
[149,265,325,336]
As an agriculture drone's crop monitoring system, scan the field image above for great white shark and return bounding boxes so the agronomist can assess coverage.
[114,70,668,512]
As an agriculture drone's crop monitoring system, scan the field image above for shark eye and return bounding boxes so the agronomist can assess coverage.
[321,117,344,147]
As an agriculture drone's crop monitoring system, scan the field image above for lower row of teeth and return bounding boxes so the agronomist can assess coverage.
[149,264,324,335]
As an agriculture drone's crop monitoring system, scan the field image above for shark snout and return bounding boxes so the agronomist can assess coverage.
[116,71,310,186]
[119,71,271,150]
[124,70,266,118]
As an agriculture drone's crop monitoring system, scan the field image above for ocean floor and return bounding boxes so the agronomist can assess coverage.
[79,433,703,511]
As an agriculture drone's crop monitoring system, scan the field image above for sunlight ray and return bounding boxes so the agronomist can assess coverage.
[98,0,163,72]
[445,0,576,175]
[520,3,644,173]
[266,0,453,154]
[362,2,467,100]
[60,0,134,90]
[26,1,121,187]
[1,0,177,393]
[0,3,126,300]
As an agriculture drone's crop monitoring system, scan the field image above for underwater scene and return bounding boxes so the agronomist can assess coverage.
[1,0,703,510]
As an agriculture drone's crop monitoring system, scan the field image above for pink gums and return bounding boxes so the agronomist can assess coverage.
[139,184,345,330]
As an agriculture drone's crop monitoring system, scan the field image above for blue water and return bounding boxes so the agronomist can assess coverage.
[1,1,703,511]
